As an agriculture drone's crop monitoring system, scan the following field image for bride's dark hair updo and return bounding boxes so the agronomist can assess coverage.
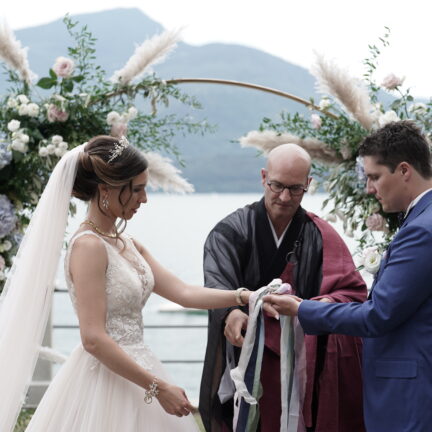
[72,135,148,202]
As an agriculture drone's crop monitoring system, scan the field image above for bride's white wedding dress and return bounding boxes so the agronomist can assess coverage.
[26,231,199,431]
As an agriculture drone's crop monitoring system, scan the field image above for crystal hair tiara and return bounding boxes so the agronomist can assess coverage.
[108,136,129,163]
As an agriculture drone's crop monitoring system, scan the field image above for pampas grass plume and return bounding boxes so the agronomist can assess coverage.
[144,151,194,194]
[0,20,34,83]
[112,29,181,85]
[311,53,375,130]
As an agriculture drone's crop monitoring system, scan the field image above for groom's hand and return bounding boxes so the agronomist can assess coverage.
[224,309,248,347]
[262,294,302,317]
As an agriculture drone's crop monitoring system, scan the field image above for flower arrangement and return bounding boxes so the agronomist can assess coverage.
[240,28,432,251]
[0,16,210,290]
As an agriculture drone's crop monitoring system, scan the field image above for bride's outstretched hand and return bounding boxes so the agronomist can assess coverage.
[156,380,195,417]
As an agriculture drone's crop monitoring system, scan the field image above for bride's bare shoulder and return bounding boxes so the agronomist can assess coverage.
[69,229,106,255]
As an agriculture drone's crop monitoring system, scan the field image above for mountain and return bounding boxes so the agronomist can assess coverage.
[10,8,319,192]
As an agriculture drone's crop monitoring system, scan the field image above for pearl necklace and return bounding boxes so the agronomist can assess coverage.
[82,219,118,239]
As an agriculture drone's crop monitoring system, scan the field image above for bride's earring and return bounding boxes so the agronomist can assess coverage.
[102,195,109,210]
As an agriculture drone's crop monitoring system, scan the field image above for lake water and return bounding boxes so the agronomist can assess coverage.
[52,192,359,402]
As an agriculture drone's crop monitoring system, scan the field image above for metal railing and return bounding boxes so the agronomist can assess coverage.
[52,323,208,364]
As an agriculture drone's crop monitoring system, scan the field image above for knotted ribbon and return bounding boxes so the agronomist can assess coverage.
[230,279,307,432]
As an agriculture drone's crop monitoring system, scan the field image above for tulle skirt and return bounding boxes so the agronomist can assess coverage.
[26,344,199,431]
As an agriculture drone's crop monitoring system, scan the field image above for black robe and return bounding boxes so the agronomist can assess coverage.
[199,199,323,431]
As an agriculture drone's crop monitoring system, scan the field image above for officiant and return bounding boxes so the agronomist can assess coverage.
[199,143,367,431]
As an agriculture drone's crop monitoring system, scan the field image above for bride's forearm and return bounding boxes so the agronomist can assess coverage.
[177,285,249,309]
[81,332,159,390]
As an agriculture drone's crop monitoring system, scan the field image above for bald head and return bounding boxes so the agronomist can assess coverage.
[261,143,312,235]
[266,143,312,176]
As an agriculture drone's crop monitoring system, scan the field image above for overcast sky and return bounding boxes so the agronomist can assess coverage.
[2,0,431,97]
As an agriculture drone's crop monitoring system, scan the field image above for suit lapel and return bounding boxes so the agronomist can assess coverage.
[369,190,432,298]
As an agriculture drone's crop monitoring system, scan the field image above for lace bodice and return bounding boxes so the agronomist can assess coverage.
[65,230,156,368]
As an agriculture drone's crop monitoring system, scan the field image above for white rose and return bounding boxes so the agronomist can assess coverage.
[51,135,63,145]
[363,249,382,274]
[127,106,138,120]
[318,98,331,110]
[58,141,68,150]
[54,147,67,157]
[7,120,20,132]
[19,134,30,144]
[381,73,405,90]
[52,56,75,78]
[2,240,12,251]
[39,147,49,157]
[11,140,27,153]
[26,103,39,117]
[378,110,400,127]
[7,98,18,109]
[0,270,5,281]
[106,111,121,125]
[17,94,29,104]
[18,104,29,116]
[46,144,56,154]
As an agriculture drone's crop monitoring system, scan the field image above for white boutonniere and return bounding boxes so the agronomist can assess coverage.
[357,246,382,275]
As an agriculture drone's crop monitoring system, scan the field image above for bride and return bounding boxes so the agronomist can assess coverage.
[0,135,255,431]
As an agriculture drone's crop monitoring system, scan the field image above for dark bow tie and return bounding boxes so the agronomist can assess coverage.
[397,212,406,227]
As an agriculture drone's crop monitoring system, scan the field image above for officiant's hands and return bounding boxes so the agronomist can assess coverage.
[224,309,248,347]
[157,380,195,417]
[262,294,302,317]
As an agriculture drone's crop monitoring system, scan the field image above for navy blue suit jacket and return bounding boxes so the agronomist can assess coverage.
[298,190,432,432]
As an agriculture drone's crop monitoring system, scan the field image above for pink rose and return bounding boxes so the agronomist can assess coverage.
[110,122,128,138]
[366,213,387,232]
[381,73,404,90]
[47,104,69,123]
[52,56,75,78]
[310,113,322,129]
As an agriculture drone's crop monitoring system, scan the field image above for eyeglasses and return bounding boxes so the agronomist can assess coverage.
[266,181,308,196]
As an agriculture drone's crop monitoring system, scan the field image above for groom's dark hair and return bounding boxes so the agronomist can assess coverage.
[359,120,432,179]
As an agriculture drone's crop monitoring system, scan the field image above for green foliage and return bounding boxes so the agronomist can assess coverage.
[0,17,211,291]
[257,28,432,252]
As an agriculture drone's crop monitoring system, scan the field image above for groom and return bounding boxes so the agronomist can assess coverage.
[264,121,432,432]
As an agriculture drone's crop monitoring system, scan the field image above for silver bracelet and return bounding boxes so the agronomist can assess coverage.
[235,287,249,306]
[144,376,159,404]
